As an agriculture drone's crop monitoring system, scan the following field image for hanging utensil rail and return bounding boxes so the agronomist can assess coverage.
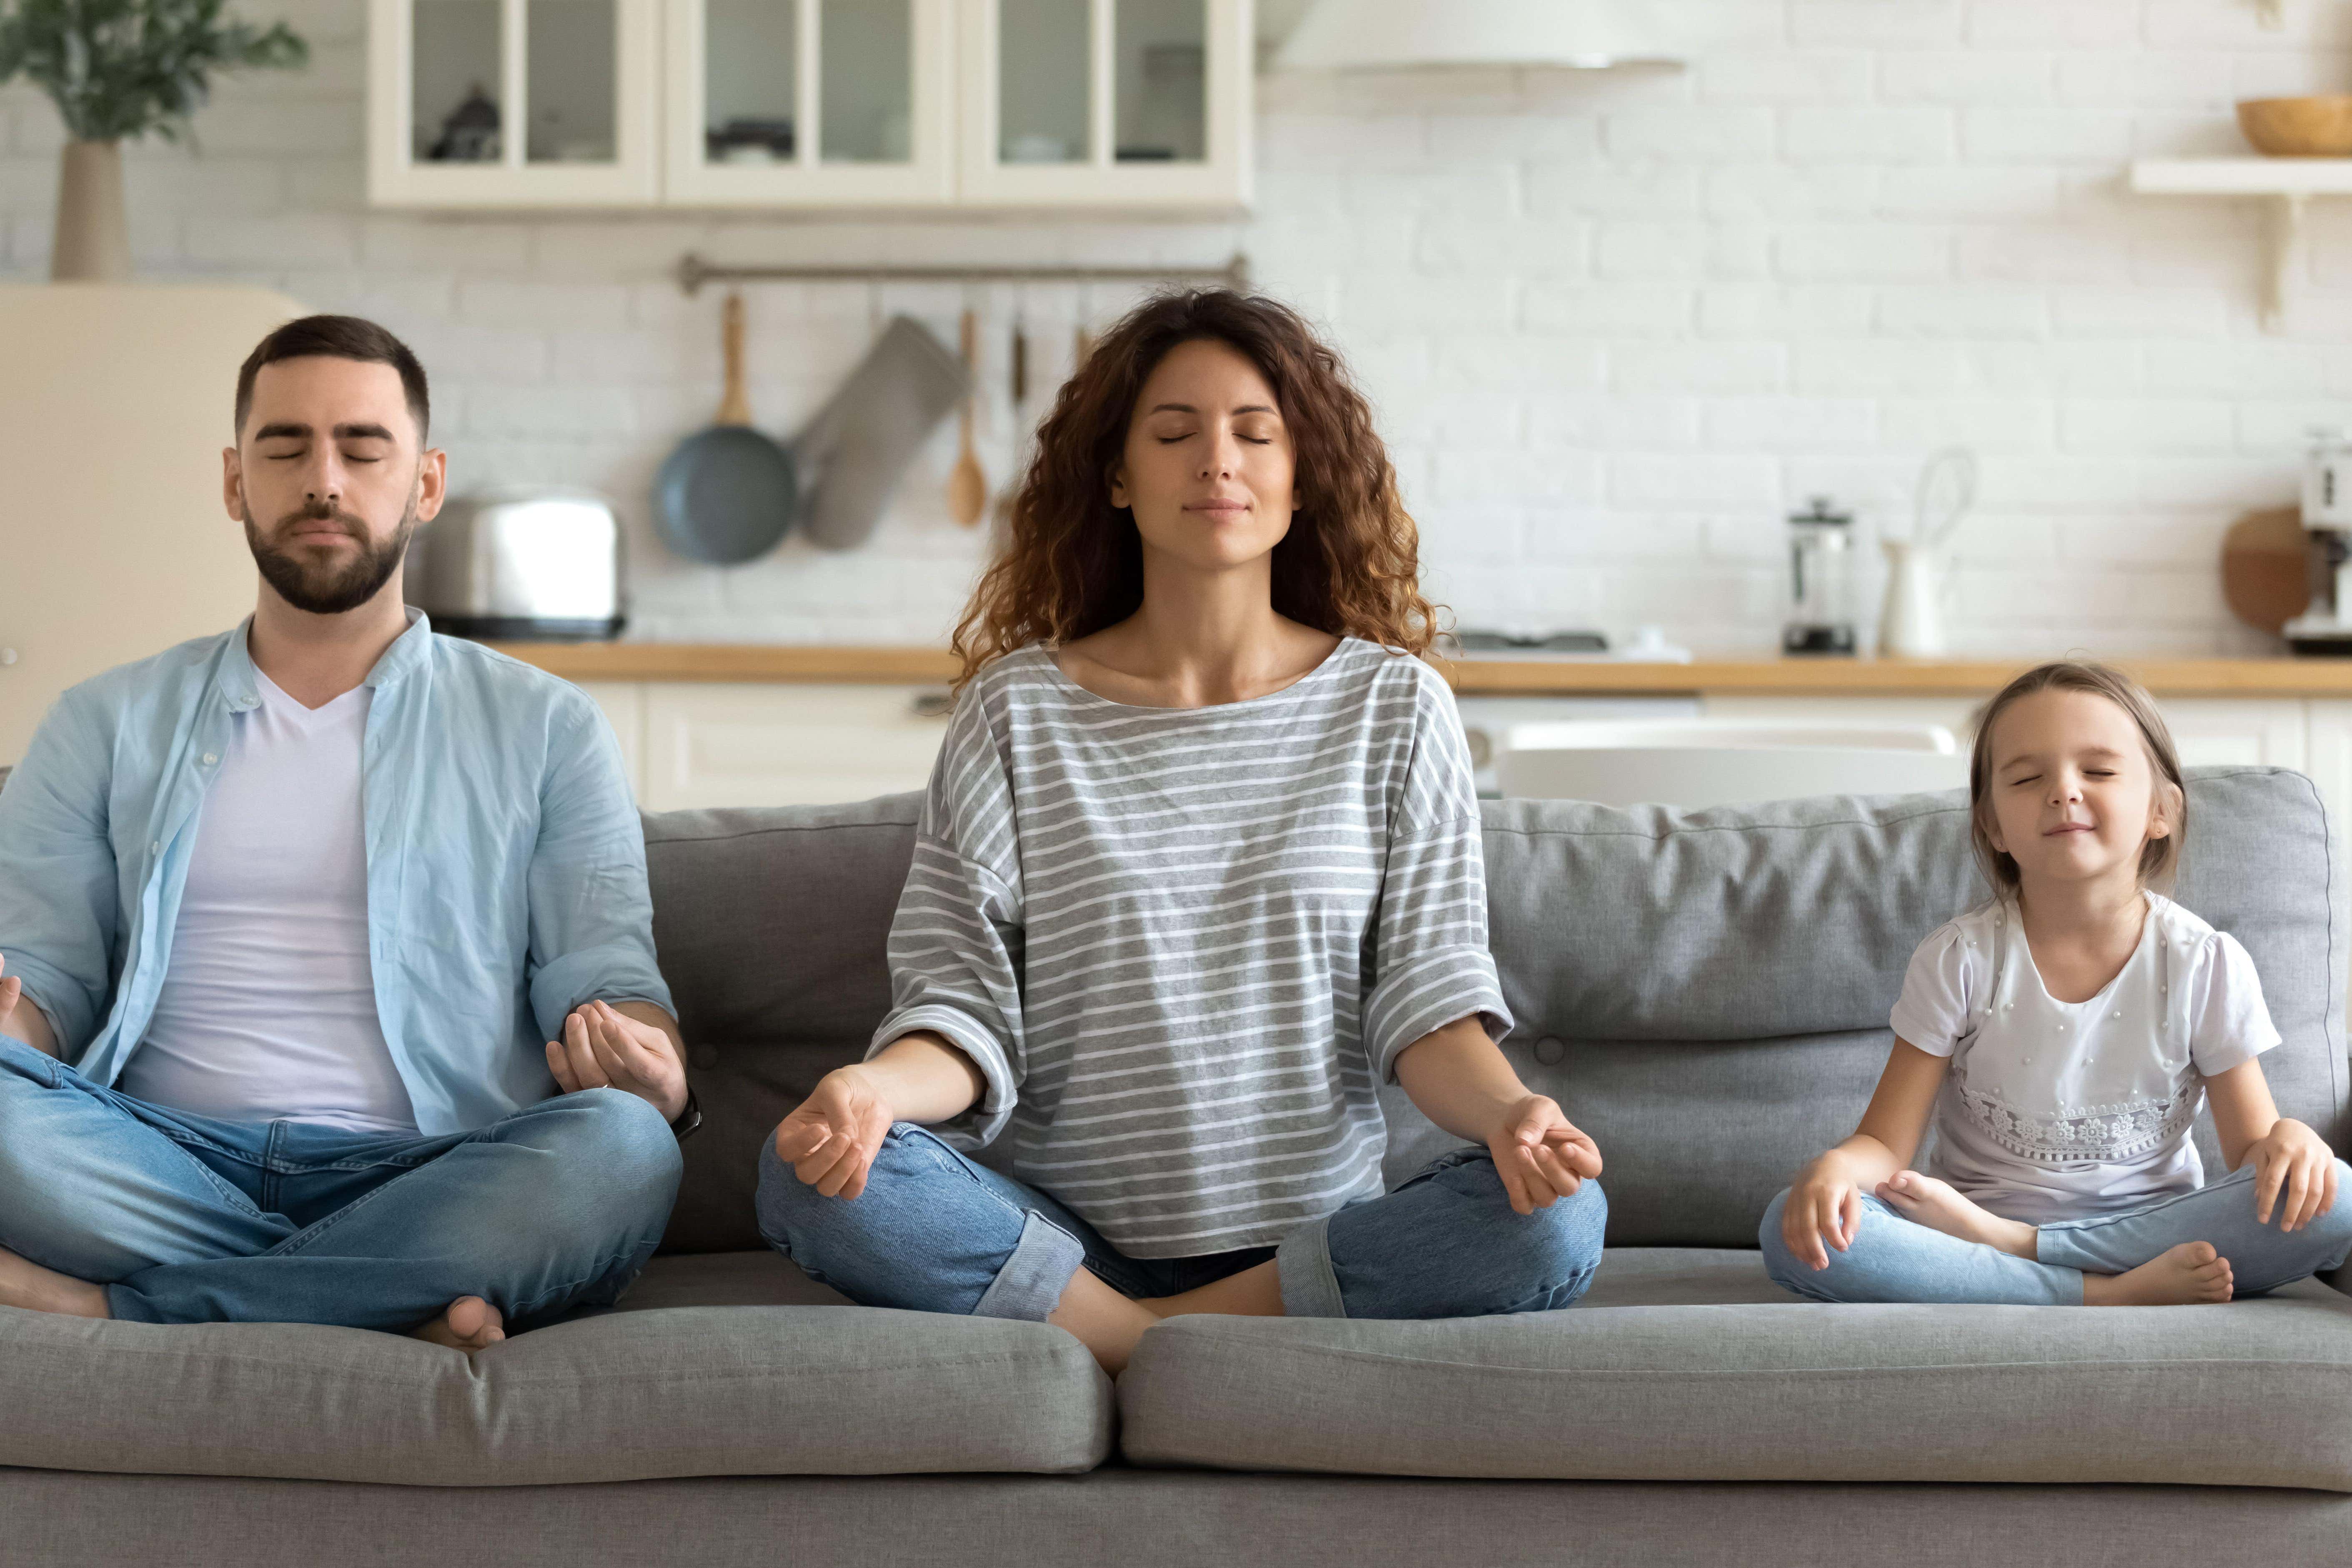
[675,252,1252,296]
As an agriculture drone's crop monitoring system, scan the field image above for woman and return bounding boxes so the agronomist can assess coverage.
[755,289,1605,1374]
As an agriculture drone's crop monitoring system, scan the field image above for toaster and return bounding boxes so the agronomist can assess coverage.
[403,486,624,642]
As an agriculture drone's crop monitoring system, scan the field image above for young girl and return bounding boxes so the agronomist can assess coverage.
[1763,660,2352,1306]
[754,290,1605,1374]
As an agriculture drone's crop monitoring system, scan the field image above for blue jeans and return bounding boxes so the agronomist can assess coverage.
[755,1123,1606,1320]
[0,1037,682,1330]
[1758,1161,2352,1305]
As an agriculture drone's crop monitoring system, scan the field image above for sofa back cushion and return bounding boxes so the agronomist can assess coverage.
[649,768,2346,1253]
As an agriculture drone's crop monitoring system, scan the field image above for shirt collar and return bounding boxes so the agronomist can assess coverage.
[222,606,432,711]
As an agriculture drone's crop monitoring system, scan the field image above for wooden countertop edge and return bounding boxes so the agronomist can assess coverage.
[485,643,2352,696]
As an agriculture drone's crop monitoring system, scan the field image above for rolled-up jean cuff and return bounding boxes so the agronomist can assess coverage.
[1275,1213,1348,1319]
[102,1284,168,1324]
[971,1209,1086,1321]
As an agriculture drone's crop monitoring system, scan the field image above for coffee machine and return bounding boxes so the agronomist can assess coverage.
[2285,428,2352,655]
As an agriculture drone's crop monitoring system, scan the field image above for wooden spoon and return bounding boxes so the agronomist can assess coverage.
[947,308,987,528]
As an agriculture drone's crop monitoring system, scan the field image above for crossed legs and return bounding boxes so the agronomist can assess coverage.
[0,1041,681,1343]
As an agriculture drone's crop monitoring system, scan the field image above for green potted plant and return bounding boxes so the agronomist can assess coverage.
[0,0,306,281]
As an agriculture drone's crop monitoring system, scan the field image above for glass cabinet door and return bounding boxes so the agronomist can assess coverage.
[960,0,1245,208]
[370,0,658,205]
[665,0,953,204]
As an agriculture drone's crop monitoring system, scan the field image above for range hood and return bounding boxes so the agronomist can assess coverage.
[1272,0,1684,71]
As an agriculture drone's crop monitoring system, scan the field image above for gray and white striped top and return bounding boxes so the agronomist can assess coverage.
[870,636,1511,1257]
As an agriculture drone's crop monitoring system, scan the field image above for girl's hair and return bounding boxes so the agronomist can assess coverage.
[948,288,1439,691]
[1966,660,2187,893]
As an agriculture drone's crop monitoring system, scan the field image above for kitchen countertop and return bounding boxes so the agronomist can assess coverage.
[484,643,2352,696]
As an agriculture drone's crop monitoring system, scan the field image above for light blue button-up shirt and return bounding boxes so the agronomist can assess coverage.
[0,611,674,1135]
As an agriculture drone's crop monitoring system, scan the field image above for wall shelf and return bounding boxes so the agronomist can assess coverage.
[2129,157,2352,331]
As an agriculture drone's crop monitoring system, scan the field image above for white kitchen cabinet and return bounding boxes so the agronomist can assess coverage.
[662,0,957,206]
[2302,700,2352,850]
[1701,694,2310,773]
[957,0,1253,210]
[639,681,950,808]
[576,680,648,794]
[371,0,1249,209]
[368,0,662,206]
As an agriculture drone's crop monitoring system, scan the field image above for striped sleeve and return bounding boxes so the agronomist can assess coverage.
[1363,666,1512,1080]
[867,684,1027,1149]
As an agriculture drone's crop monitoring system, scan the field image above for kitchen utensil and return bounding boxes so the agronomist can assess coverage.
[404,486,623,641]
[2237,95,2352,157]
[2223,504,2310,636]
[793,315,968,551]
[1913,446,1977,552]
[1782,497,1857,656]
[991,317,1035,547]
[652,293,799,565]
[947,310,988,529]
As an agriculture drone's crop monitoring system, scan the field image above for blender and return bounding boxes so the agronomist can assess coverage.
[2284,428,2352,655]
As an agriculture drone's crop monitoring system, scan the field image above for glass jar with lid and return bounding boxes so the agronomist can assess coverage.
[1783,496,1858,656]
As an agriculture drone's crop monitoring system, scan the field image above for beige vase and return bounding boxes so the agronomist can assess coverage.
[51,140,131,283]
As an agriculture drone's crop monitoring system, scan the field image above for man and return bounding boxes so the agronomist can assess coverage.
[0,316,693,1351]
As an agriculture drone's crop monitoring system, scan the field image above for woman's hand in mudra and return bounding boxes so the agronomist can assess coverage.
[1488,1095,1602,1216]
[772,1066,898,1200]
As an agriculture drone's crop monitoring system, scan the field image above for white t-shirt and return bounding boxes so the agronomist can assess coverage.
[120,669,418,1134]
[1890,892,2279,1225]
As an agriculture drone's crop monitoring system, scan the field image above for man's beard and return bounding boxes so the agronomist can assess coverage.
[244,496,417,616]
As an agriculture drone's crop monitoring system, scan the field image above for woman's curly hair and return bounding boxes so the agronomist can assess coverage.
[949,289,1440,690]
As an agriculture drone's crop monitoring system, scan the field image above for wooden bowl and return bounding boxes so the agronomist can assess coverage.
[2237,96,2352,157]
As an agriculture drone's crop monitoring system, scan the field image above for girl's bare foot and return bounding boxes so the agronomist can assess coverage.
[0,1245,109,1318]
[412,1295,506,1351]
[1876,1170,2039,1260]
[2082,1242,2233,1306]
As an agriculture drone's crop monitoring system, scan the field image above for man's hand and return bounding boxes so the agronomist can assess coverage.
[1486,1094,1603,1216]
[772,1066,900,1200]
[2251,1117,2339,1232]
[0,954,58,1059]
[546,999,688,1123]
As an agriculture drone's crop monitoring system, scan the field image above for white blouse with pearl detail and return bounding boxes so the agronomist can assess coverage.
[1889,892,2280,1226]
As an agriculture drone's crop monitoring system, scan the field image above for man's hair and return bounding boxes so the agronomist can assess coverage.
[234,315,431,443]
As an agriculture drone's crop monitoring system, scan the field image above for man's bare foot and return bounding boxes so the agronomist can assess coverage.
[412,1295,506,1351]
[0,1245,109,1318]
[1876,1170,2041,1260]
[2082,1242,2234,1306]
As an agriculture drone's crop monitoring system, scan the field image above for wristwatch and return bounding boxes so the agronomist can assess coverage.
[669,1087,703,1141]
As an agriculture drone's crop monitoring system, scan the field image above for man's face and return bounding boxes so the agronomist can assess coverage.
[223,356,446,616]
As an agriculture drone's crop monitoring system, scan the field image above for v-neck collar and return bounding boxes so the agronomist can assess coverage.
[251,665,370,729]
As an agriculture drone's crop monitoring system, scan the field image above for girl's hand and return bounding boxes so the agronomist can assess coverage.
[1782,1151,1871,1271]
[1486,1095,1602,1215]
[2250,1118,2339,1232]
[772,1066,899,1200]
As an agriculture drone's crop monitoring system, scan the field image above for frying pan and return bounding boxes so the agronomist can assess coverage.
[654,293,797,564]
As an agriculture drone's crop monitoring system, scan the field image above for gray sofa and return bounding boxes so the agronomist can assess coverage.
[8,767,2352,1567]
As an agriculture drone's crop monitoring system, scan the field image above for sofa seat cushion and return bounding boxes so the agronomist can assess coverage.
[0,1252,1110,1485]
[1119,1246,2352,1490]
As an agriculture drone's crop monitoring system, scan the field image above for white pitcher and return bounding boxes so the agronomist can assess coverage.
[1879,539,1949,659]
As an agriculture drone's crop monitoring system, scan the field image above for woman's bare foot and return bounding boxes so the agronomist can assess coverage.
[2082,1242,2234,1306]
[412,1295,506,1351]
[1876,1170,2039,1260]
[0,1245,109,1318]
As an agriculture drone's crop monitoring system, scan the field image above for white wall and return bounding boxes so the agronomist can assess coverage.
[6,0,2352,654]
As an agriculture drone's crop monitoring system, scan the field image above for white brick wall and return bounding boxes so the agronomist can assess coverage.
[7,0,2352,654]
